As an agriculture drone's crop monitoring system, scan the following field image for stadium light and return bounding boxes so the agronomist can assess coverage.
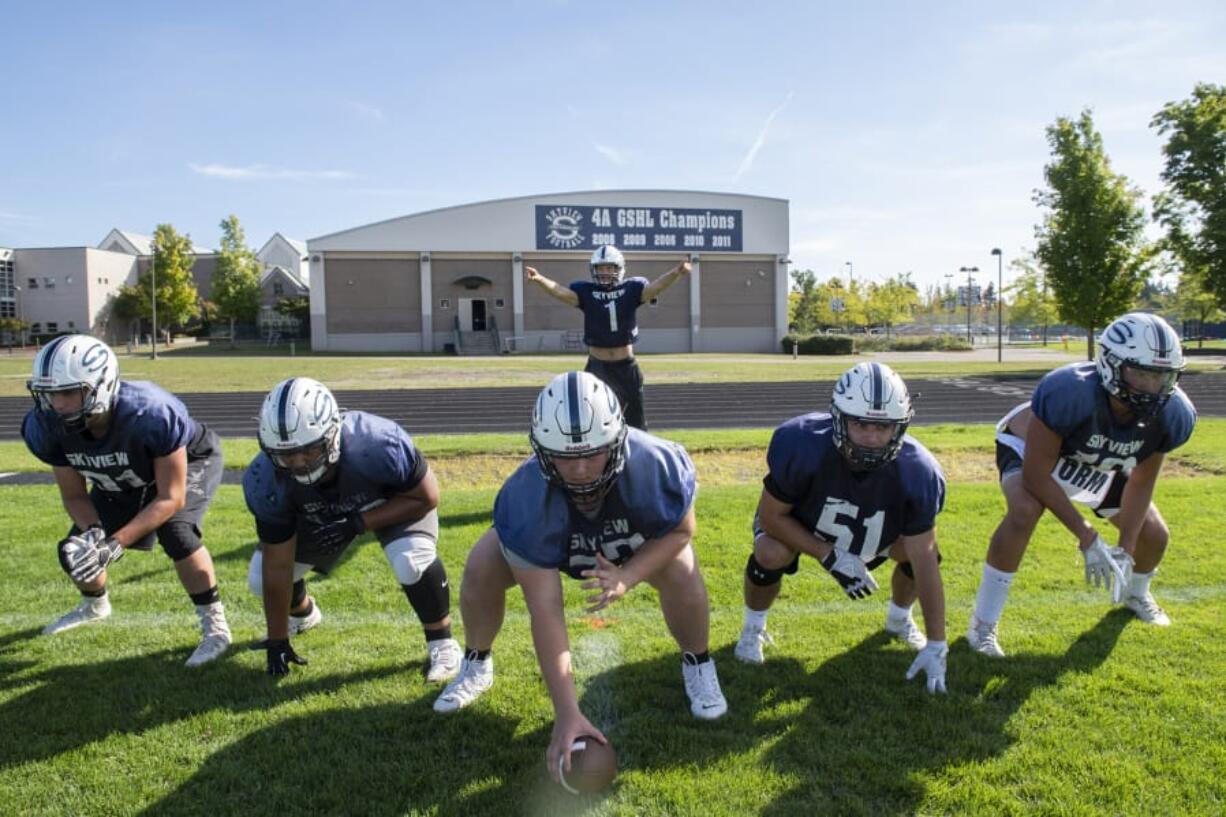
[991,248,1003,363]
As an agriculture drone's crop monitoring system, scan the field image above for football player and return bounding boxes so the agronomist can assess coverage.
[525,245,690,430]
[968,312,1196,656]
[434,372,727,783]
[22,335,231,666]
[735,362,950,694]
[243,377,460,679]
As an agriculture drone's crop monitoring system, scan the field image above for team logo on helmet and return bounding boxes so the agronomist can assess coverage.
[544,207,585,249]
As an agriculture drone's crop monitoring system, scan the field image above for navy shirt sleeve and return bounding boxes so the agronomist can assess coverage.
[622,434,697,539]
[243,454,297,543]
[375,426,429,493]
[493,460,568,570]
[1158,390,1197,453]
[899,443,946,536]
[143,393,195,458]
[21,411,69,467]
[1031,366,1089,437]
[763,422,808,505]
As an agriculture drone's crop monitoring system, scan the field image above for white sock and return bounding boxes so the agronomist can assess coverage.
[1129,570,1154,599]
[886,599,913,624]
[973,564,1015,624]
[743,606,768,631]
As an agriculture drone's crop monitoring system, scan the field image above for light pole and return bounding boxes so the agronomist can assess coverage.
[991,248,1003,362]
[959,265,979,346]
[150,257,158,360]
[13,284,24,348]
[843,261,853,334]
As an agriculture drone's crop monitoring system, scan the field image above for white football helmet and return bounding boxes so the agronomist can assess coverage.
[27,335,119,434]
[530,371,628,502]
[1096,312,1184,419]
[830,362,914,470]
[589,245,625,288]
[258,377,342,484]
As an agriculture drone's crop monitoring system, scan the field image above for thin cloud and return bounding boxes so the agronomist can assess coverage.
[189,163,357,181]
[593,143,628,166]
[0,210,32,222]
[348,101,385,121]
[735,91,794,179]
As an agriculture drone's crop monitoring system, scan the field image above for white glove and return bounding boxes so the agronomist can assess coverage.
[1108,547,1135,604]
[905,640,948,694]
[820,548,879,599]
[1081,535,1126,597]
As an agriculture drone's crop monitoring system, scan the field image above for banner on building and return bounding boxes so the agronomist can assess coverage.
[535,204,743,252]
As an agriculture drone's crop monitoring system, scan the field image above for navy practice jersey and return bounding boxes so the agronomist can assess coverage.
[570,277,649,348]
[1028,362,1196,485]
[243,411,428,543]
[763,413,946,561]
[493,428,696,578]
[23,380,216,495]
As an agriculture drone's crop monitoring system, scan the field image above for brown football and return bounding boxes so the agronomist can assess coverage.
[558,737,617,794]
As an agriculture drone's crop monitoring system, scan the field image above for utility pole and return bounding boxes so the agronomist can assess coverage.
[991,248,1003,362]
[959,265,979,346]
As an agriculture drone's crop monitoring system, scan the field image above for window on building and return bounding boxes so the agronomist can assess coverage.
[43,277,55,288]
[273,282,284,296]
[494,298,506,309]
[0,302,14,318]
[31,322,42,334]
[67,321,76,329]
[27,278,38,289]
[439,298,451,309]
[46,322,58,333]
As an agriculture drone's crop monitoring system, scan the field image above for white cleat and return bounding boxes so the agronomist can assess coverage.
[426,637,462,682]
[1124,593,1171,626]
[682,654,728,720]
[734,626,776,665]
[43,595,112,635]
[290,599,323,635]
[433,654,494,713]
[186,602,232,667]
[967,613,1005,658]
[885,614,928,651]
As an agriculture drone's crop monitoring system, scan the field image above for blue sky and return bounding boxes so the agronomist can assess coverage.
[3,1,1224,292]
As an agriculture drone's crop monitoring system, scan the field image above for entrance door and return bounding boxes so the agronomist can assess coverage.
[459,298,487,331]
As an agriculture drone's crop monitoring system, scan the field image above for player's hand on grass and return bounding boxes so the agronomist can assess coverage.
[261,638,307,676]
[1081,534,1126,597]
[581,554,631,612]
[905,640,948,694]
[820,547,878,599]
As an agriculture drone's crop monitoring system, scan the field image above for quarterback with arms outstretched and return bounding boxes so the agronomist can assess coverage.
[22,335,231,666]
[525,245,690,430]
[244,377,460,679]
[735,362,950,694]
[434,372,727,783]
[968,313,1196,656]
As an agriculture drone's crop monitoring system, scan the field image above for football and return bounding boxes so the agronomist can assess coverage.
[558,737,617,795]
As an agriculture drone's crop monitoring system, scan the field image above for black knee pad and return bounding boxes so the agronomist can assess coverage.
[897,549,942,580]
[161,521,204,561]
[402,558,450,624]
[746,553,798,587]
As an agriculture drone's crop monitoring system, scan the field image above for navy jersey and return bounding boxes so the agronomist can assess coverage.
[763,413,945,560]
[1030,361,1196,478]
[243,411,428,543]
[570,277,649,348]
[22,380,216,495]
[493,428,696,579]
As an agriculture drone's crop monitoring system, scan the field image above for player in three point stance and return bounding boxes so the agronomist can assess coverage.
[968,313,1196,657]
[435,372,727,781]
[22,335,231,666]
[526,244,690,430]
[243,377,461,679]
[735,362,950,694]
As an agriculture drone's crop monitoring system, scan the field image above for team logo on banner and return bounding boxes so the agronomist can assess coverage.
[543,206,585,249]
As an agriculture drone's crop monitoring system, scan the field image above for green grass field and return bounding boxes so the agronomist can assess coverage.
[2,423,1225,815]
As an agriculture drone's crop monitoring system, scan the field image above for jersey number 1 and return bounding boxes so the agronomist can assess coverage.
[605,301,618,332]
[816,499,885,557]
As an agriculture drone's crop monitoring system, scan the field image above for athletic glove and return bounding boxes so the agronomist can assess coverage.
[262,638,308,676]
[1108,546,1135,604]
[60,527,124,584]
[313,509,366,554]
[1081,534,1126,597]
[820,548,879,599]
[906,640,948,694]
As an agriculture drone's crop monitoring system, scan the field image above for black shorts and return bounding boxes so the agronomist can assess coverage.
[585,355,647,430]
[994,441,1126,519]
[71,444,224,562]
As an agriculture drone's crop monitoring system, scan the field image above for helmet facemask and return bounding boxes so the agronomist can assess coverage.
[262,423,342,485]
[29,383,107,436]
[591,264,623,289]
[831,405,911,471]
[1101,352,1180,420]
[531,425,628,504]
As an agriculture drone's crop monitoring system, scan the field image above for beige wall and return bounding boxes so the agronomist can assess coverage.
[325,257,421,334]
[700,259,775,328]
[430,258,513,334]
[521,257,585,332]
[632,258,689,330]
[14,248,92,334]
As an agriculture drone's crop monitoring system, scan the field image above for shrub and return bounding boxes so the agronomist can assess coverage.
[781,333,855,355]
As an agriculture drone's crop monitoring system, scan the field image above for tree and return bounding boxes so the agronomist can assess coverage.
[1006,258,1058,344]
[788,269,822,333]
[0,317,29,347]
[1152,84,1226,307]
[276,296,310,322]
[1034,109,1151,359]
[211,215,262,345]
[142,224,201,338]
[1171,268,1223,348]
[864,275,918,337]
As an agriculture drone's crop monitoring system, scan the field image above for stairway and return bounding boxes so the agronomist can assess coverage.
[457,330,499,356]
